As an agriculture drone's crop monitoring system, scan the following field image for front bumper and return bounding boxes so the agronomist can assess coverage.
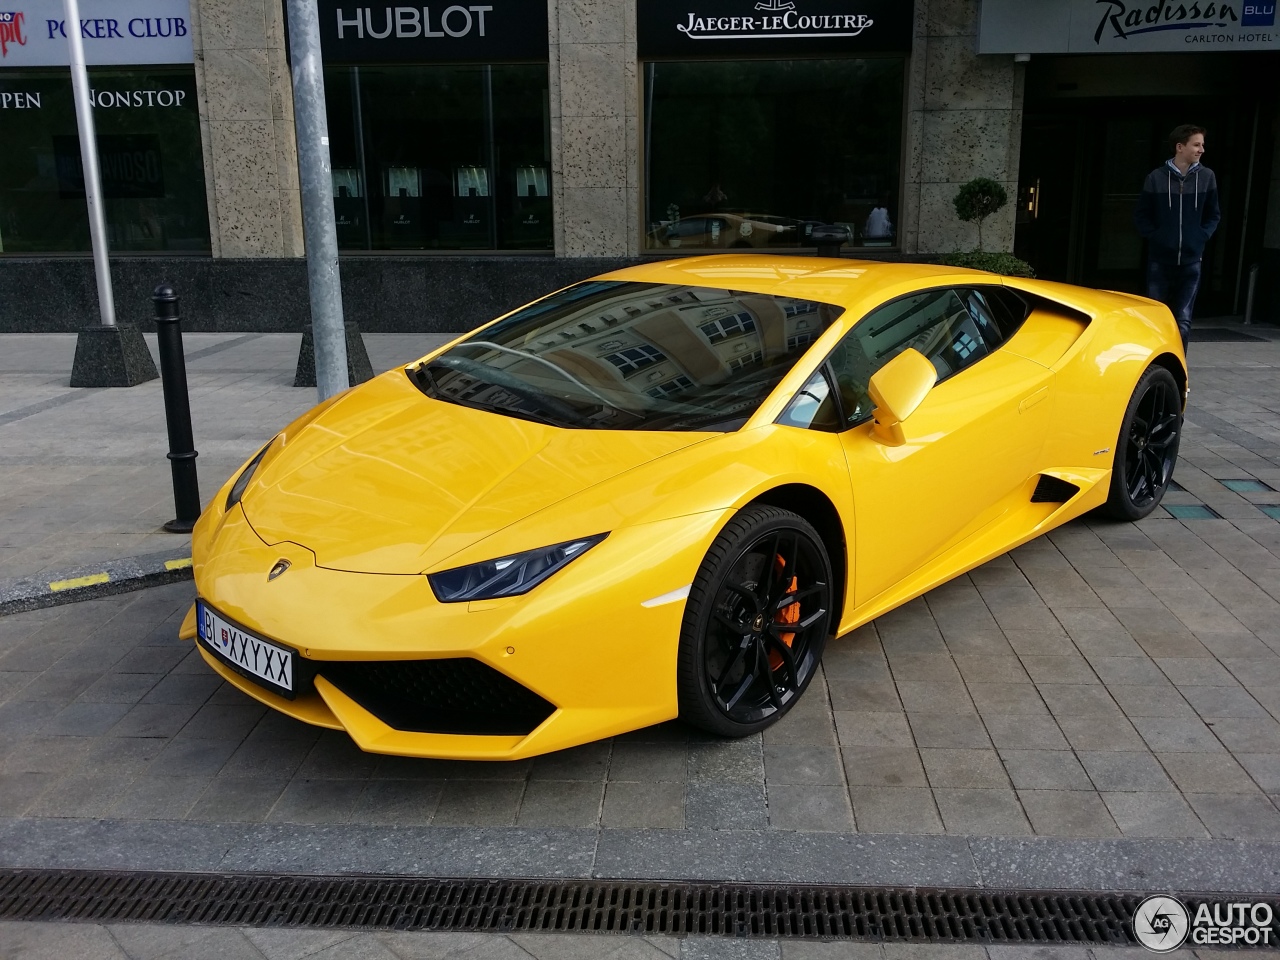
[186,503,726,759]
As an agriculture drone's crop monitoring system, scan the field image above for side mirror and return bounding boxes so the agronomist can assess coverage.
[867,348,937,446]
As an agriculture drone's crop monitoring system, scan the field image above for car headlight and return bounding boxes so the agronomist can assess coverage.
[225,439,276,510]
[428,534,608,603]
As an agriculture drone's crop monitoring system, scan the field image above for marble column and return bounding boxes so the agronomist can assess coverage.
[903,0,1024,255]
[191,0,305,257]
[547,0,640,257]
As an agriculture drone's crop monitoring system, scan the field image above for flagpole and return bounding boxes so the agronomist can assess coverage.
[63,0,115,327]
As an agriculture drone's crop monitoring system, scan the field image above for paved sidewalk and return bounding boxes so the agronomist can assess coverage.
[4,326,1280,955]
[0,332,455,584]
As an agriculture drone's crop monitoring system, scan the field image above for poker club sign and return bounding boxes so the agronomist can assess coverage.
[0,0,192,65]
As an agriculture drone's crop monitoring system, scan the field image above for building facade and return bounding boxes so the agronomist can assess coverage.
[1,0,1277,330]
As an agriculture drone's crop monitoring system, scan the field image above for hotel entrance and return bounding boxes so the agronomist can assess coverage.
[1013,52,1279,317]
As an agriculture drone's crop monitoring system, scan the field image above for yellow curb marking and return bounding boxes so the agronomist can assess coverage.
[165,558,193,571]
[49,572,110,592]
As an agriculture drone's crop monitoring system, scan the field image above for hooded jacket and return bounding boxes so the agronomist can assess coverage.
[1133,160,1221,266]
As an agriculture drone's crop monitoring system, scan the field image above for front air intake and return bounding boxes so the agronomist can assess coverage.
[320,658,555,736]
[1031,475,1080,504]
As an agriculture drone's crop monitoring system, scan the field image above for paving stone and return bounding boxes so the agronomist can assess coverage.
[1184,793,1280,839]
[966,683,1048,716]
[297,731,381,779]
[763,744,845,785]
[1108,684,1197,719]
[1017,790,1120,838]
[26,773,135,817]
[685,782,768,831]
[12,669,100,704]
[932,788,1031,836]
[175,702,267,741]
[886,653,961,682]
[833,712,914,747]
[847,786,943,835]
[682,937,781,959]
[41,701,133,737]
[1056,715,1148,752]
[146,737,238,777]
[827,680,902,713]
[0,771,57,816]
[999,751,1091,790]
[186,776,288,822]
[1236,753,1280,792]
[766,783,854,832]
[137,672,221,705]
[432,780,526,827]
[352,779,443,826]
[1131,716,1227,753]
[220,735,314,779]
[1157,752,1264,795]
[0,921,131,959]
[0,735,91,774]
[1205,716,1280,753]
[1078,752,1174,792]
[1101,791,1209,838]
[1019,656,1099,685]
[907,713,991,750]
[528,742,611,782]
[516,780,604,828]
[920,749,1009,789]
[1038,686,1123,719]
[267,778,366,824]
[982,714,1068,751]
[894,682,976,715]
[841,745,927,788]
[1086,657,1166,686]
[602,781,684,829]
[688,738,764,784]
[1179,686,1270,719]
[108,702,201,739]
[109,775,209,819]
[609,742,689,782]
[82,736,166,776]
[241,929,361,960]
[1157,657,1244,686]
[781,942,885,958]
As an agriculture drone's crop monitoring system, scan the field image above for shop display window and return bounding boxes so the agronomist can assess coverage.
[0,66,209,254]
[325,63,552,251]
[643,58,904,252]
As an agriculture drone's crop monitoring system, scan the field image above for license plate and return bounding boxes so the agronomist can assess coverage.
[196,601,295,697]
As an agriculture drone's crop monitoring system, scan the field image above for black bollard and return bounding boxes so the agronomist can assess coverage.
[153,284,201,533]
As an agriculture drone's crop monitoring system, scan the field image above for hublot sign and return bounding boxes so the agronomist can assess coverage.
[639,0,911,56]
[317,0,546,62]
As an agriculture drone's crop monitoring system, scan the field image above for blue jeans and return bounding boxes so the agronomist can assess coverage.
[1146,259,1202,349]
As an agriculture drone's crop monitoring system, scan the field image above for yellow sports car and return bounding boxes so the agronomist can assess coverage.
[181,256,1186,759]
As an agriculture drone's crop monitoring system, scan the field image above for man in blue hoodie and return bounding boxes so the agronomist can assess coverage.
[1133,125,1221,351]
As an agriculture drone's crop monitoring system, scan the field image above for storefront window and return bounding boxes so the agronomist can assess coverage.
[325,63,552,252]
[644,58,904,252]
[0,66,209,254]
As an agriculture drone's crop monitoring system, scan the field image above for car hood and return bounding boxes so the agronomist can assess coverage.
[241,370,713,574]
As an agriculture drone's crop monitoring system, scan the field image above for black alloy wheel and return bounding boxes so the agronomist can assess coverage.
[678,505,833,737]
[1101,365,1183,521]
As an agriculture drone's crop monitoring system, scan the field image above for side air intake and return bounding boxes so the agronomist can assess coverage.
[1031,475,1080,504]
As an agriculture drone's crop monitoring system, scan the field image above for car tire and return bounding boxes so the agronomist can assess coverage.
[1099,365,1183,521]
[677,505,833,738]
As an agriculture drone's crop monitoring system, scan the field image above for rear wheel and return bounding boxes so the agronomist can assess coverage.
[677,505,833,737]
[1100,365,1182,521]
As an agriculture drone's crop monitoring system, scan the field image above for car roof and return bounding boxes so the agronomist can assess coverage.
[596,255,996,311]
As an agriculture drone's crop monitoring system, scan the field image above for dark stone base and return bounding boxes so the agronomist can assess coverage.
[0,253,936,334]
[68,323,160,387]
[294,321,375,388]
[1254,248,1280,326]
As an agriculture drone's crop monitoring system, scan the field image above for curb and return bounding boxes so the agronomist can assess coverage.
[0,551,194,616]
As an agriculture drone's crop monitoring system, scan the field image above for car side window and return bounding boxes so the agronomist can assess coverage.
[777,367,842,431]
[827,287,1008,427]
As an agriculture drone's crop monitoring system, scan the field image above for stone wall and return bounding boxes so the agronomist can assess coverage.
[548,0,641,258]
[902,0,1023,255]
[190,0,305,257]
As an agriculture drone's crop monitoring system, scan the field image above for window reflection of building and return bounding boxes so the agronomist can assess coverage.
[433,283,831,418]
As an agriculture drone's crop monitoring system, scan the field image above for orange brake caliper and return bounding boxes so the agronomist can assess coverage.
[769,554,801,670]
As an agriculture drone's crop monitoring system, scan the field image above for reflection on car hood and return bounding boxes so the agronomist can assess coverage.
[241,370,711,574]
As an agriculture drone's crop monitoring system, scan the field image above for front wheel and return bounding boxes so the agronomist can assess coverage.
[677,505,833,738]
[1100,365,1183,521]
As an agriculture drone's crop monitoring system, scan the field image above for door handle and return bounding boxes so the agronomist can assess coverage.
[1019,386,1049,414]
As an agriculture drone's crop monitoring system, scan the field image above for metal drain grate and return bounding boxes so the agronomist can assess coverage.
[3,869,1276,946]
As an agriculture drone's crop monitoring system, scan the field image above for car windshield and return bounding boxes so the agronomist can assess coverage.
[409,280,844,431]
